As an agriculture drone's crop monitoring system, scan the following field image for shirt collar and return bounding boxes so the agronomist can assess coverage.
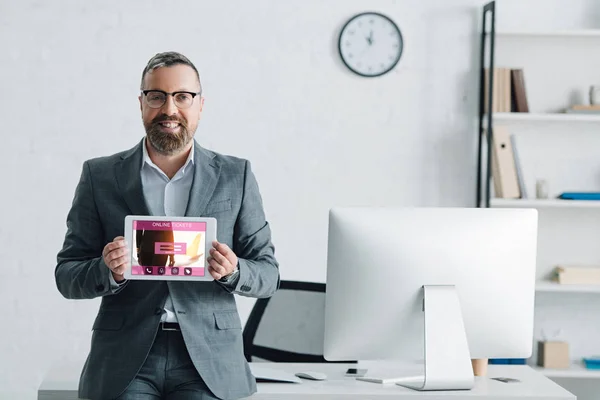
[142,138,195,174]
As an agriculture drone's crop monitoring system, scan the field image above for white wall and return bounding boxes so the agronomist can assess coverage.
[0,0,598,398]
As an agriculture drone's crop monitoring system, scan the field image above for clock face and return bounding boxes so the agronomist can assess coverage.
[338,12,403,77]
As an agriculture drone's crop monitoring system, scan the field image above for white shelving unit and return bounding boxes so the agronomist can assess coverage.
[495,29,600,37]
[483,18,600,399]
[490,112,600,123]
[536,281,600,294]
[491,198,600,209]
[534,362,600,379]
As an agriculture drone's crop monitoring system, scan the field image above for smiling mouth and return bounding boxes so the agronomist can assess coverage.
[159,122,180,129]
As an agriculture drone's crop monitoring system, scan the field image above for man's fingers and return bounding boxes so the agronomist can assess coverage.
[102,237,129,276]
[212,240,231,255]
[207,264,223,280]
[210,241,237,280]
[108,238,127,250]
[208,259,227,278]
[112,264,127,276]
[212,241,238,267]
[208,258,227,275]
[112,261,128,273]
[209,248,229,267]
[109,254,129,271]
[103,239,127,257]
[105,247,129,264]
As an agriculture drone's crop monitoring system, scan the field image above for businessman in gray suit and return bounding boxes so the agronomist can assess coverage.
[55,52,280,400]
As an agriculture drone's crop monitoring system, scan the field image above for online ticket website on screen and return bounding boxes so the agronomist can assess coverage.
[131,220,206,277]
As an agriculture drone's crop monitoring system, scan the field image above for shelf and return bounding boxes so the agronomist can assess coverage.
[536,281,600,294]
[490,198,600,209]
[533,362,600,379]
[487,30,600,37]
[484,113,600,124]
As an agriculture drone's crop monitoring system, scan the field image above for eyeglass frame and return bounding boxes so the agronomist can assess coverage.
[141,89,202,109]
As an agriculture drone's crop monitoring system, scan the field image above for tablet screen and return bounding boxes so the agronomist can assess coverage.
[130,220,207,277]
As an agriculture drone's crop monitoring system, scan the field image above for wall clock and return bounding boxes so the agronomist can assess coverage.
[338,12,403,77]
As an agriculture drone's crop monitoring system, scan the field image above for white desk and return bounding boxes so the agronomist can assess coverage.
[38,361,575,400]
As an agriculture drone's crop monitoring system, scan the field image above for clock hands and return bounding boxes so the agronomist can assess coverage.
[358,30,375,58]
[366,30,374,45]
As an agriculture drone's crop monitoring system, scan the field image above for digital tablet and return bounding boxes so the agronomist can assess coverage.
[123,215,217,281]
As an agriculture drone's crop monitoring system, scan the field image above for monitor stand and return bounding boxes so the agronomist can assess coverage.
[356,285,475,391]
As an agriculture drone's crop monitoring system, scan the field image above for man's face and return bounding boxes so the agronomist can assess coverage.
[139,64,204,155]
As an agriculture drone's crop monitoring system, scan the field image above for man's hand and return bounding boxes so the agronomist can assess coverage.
[207,240,238,280]
[102,236,129,283]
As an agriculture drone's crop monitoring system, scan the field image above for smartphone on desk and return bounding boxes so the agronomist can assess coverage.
[345,368,368,377]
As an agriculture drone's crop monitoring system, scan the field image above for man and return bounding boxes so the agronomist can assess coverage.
[55,52,280,400]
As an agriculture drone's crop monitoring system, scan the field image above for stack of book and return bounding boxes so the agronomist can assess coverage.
[553,265,600,285]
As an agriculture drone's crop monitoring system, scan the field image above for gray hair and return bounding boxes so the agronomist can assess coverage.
[140,51,202,92]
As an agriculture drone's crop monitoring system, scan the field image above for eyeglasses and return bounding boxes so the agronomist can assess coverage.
[141,90,201,109]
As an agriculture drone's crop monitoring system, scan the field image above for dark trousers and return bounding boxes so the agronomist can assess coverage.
[115,327,218,400]
[138,251,170,267]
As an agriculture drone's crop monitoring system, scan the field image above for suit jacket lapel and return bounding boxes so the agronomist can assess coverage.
[115,139,150,216]
[185,141,220,217]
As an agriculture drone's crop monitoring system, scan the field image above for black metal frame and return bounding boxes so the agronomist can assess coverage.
[476,1,496,208]
[242,280,355,363]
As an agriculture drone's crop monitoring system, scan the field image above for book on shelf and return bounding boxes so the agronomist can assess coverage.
[510,134,527,198]
[557,192,600,201]
[490,125,522,199]
[489,358,526,365]
[565,104,600,114]
[484,67,529,113]
[553,265,600,285]
[583,357,600,370]
[510,69,529,113]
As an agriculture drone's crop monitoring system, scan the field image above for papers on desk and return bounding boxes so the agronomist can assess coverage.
[357,374,425,385]
[249,364,302,383]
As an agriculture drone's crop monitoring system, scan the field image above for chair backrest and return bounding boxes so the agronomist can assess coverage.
[243,280,351,363]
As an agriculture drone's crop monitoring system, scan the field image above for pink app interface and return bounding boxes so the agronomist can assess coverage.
[131,220,206,277]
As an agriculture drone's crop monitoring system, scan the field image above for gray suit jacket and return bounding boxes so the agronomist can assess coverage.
[55,139,280,400]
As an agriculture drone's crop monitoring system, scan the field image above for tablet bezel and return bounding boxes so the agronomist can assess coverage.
[123,215,217,281]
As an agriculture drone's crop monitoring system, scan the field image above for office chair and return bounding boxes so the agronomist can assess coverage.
[243,280,353,363]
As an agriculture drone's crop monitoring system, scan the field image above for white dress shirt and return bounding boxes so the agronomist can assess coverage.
[141,138,194,322]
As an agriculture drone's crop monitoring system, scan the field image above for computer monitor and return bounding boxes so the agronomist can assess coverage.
[323,207,537,391]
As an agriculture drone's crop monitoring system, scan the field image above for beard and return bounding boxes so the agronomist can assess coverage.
[144,114,195,156]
